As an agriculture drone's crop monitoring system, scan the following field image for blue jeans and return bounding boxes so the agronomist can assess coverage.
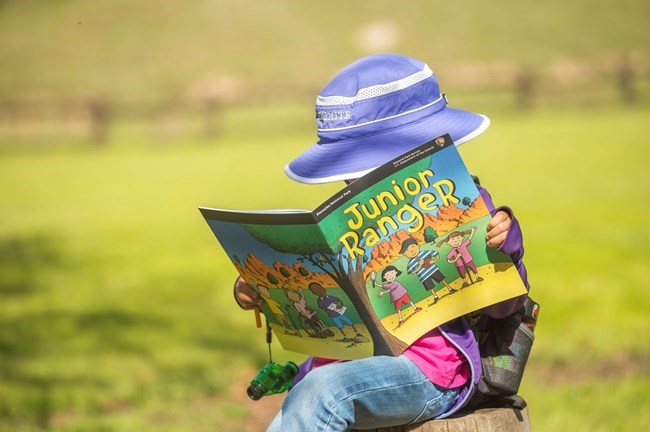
[266,355,459,432]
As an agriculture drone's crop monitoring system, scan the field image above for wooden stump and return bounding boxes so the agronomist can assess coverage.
[353,403,529,432]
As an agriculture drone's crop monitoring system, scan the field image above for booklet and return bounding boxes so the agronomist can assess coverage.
[200,135,527,360]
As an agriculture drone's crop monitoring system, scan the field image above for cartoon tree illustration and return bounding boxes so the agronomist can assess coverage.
[279,266,291,279]
[424,226,439,243]
[266,272,279,287]
[462,197,472,207]
[244,224,407,356]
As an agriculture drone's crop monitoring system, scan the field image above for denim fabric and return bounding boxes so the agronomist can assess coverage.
[266,355,459,432]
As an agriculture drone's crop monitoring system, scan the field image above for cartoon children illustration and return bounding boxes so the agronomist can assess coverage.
[374,265,422,327]
[286,289,333,338]
[437,227,484,287]
[257,284,299,335]
[399,237,455,305]
[308,282,362,342]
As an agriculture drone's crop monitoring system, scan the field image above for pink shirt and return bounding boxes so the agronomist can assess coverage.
[402,328,470,388]
[382,280,408,302]
[447,239,474,268]
[311,328,470,389]
[309,280,471,388]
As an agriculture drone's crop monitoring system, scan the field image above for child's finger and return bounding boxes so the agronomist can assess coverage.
[237,292,262,309]
[486,210,510,230]
[486,230,508,248]
[487,219,510,238]
[486,212,510,241]
[485,210,511,248]
[234,277,262,309]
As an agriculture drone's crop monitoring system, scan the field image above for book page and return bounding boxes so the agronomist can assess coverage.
[200,212,374,360]
[310,135,527,350]
[200,135,527,359]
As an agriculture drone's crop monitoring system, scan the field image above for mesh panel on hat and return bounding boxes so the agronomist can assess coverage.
[316,65,434,107]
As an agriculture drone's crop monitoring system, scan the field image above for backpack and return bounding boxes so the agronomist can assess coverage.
[467,297,540,404]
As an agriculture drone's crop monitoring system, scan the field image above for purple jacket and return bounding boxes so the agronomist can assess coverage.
[293,184,530,419]
[436,184,530,418]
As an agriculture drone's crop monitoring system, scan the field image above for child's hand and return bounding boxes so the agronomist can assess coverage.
[234,276,263,310]
[486,210,511,248]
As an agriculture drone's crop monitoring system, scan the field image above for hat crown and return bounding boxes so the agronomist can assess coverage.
[284,54,489,184]
[314,54,445,144]
[319,54,428,98]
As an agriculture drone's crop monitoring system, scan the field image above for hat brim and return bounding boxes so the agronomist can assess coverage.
[285,107,489,184]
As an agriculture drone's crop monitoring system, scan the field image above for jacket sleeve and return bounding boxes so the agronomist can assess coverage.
[477,185,530,318]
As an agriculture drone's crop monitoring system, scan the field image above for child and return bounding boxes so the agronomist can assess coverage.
[233,54,530,431]
[399,237,455,305]
[308,282,363,342]
[438,227,484,287]
[374,265,422,327]
[256,284,299,335]
[286,289,332,338]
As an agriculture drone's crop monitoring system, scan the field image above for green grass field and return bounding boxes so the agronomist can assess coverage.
[1,104,648,431]
[1,0,649,429]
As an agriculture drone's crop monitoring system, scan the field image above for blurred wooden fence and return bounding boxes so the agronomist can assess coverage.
[0,56,646,147]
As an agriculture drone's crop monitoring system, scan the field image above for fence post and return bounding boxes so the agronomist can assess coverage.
[514,67,536,111]
[202,96,221,139]
[87,97,111,147]
[616,54,638,105]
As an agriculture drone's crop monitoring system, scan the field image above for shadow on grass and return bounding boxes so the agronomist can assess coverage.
[0,232,62,296]
[0,233,261,428]
[0,305,259,428]
[0,308,171,429]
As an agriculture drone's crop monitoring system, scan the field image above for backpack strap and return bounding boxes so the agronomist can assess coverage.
[517,296,540,330]
[465,309,486,344]
[466,297,540,400]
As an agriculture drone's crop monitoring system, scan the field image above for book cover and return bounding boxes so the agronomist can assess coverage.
[200,135,527,360]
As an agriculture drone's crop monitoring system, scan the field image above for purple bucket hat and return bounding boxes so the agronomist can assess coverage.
[284,54,490,184]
